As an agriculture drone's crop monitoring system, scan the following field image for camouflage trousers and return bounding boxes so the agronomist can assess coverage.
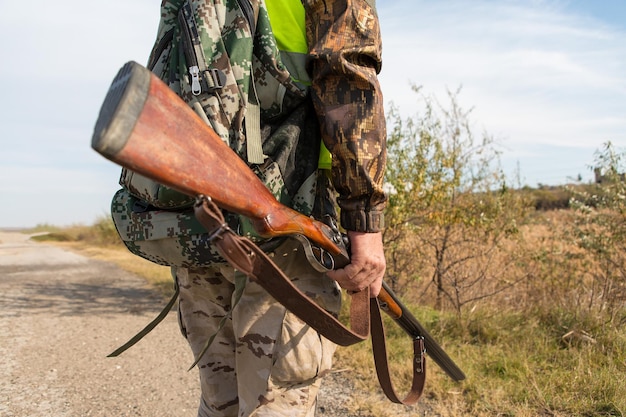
[174,238,342,417]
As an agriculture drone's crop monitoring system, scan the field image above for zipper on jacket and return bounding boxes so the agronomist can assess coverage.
[178,3,202,95]
[178,1,227,97]
[188,65,202,95]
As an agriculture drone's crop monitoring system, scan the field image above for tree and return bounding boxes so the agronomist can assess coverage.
[566,142,626,323]
[384,87,532,314]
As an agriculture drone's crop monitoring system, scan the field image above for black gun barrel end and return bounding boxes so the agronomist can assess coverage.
[91,61,151,159]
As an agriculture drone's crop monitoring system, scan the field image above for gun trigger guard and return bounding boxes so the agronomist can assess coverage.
[290,234,335,273]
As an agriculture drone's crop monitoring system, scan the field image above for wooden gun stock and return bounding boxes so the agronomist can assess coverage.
[92,61,346,260]
[92,61,465,382]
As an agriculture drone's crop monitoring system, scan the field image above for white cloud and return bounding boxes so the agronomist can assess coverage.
[377,0,626,185]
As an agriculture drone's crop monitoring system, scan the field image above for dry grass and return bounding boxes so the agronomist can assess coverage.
[29,210,626,417]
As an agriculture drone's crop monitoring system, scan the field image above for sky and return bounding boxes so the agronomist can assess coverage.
[0,0,625,228]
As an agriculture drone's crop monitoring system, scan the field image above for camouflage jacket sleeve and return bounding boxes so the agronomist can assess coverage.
[303,0,387,233]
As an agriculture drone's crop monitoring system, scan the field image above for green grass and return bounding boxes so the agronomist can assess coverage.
[332,301,626,417]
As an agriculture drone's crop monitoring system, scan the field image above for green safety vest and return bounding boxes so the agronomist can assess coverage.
[266,0,332,170]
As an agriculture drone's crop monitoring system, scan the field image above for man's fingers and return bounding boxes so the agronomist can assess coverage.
[327,265,367,292]
[327,258,384,295]
[326,231,385,297]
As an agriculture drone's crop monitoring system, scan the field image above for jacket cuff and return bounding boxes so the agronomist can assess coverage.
[340,209,385,233]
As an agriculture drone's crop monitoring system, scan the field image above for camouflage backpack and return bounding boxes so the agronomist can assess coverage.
[111,0,328,267]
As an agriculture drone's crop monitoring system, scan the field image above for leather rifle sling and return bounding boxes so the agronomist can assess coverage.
[370,297,426,404]
[193,196,369,346]
[194,196,425,404]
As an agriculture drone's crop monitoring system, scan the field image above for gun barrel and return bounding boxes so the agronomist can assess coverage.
[379,282,466,381]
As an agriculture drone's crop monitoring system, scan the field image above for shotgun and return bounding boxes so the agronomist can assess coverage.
[91,61,465,382]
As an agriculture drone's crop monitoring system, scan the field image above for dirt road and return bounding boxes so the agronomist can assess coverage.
[2,231,411,417]
[0,231,201,416]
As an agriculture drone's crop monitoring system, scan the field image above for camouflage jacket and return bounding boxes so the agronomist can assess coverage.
[132,0,387,233]
[304,0,387,233]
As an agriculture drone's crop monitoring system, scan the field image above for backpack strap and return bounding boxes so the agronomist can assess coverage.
[242,0,265,164]
[107,282,180,358]
[245,88,265,164]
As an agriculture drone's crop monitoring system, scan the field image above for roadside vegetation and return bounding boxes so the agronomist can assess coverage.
[30,219,173,295]
[31,91,625,416]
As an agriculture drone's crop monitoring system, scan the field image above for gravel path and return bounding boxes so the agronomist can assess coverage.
[0,231,420,417]
[0,231,200,416]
